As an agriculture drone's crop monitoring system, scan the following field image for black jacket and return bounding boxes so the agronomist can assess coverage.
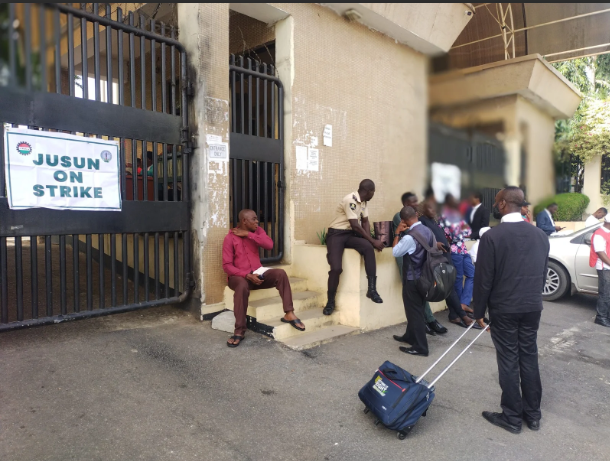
[472,221,549,319]
[470,205,490,239]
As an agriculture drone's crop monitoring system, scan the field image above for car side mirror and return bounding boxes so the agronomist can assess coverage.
[584,235,592,246]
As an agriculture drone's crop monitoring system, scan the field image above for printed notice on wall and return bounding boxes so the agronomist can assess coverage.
[307,148,319,172]
[208,142,228,162]
[323,124,332,147]
[296,146,308,171]
[431,162,461,203]
[3,128,121,211]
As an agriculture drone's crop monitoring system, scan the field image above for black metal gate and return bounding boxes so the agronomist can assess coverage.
[0,3,192,331]
[229,55,284,263]
[429,122,506,211]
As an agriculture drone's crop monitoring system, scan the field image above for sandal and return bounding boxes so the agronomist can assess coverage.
[281,317,306,331]
[227,335,244,348]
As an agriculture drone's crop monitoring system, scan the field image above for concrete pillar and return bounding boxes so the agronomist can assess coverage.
[503,134,521,187]
[178,3,231,311]
[275,15,294,264]
[583,155,603,213]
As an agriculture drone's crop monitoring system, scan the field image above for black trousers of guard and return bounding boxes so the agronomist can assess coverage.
[401,280,428,354]
[489,310,542,427]
[326,229,376,293]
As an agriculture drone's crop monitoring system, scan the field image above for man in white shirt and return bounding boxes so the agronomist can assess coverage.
[470,227,490,265]
[585,207,608,228]
[392,206,435,356]
[591,215,610,327]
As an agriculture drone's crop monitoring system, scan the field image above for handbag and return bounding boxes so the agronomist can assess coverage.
[373,221,393,247]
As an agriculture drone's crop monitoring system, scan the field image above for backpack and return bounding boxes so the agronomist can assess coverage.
[405,231,456,302]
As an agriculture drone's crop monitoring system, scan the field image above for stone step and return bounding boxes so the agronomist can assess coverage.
[279,325,361,351]
[249,290,323,322]
[261,308,340,341]
[223,277,308,308]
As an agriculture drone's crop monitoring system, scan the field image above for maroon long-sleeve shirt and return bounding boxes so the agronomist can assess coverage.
[222,227,274,278]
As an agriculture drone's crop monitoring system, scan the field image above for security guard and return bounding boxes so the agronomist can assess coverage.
[323,179,385,315]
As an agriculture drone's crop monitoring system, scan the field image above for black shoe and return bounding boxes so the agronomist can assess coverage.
[393,335,411,344]
[399,346,428,357]
[323,291,336,316]
[594,317,610,327]
[425,324,437,336]
[450,319,469,328]
[482,411,521,434]
[525,419,540,431]
[428,320,448,334]
[366,276,383,303]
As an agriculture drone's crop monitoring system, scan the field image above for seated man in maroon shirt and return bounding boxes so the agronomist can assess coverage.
[222,209,305,347]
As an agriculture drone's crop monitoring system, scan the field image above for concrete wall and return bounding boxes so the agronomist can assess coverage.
[291,244,446,330]
[266,3,428,244]
[583,155,604,214]
[178,3,231,306]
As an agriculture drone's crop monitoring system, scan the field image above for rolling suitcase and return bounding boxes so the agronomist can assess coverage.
[358,322,489,440]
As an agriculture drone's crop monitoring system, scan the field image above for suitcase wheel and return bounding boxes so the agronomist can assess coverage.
[397,426,413,440]
[374,419,380,427]
[363,407,370,415]
[422,410,427,417]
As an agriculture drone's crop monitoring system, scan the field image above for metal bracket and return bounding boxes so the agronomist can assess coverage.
[186,272,196,289]
[180,126,194,155]
[185,80,195,98]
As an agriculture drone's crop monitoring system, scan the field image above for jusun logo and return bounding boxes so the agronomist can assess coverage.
[16,142,32,156]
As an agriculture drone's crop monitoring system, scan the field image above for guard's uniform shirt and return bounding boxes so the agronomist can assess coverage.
[326,191,376,294]
[328,191,369,230]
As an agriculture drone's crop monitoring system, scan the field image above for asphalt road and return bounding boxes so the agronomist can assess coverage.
[1,294,609,461]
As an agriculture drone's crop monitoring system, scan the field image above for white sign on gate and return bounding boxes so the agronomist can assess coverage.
[3,128,121,211]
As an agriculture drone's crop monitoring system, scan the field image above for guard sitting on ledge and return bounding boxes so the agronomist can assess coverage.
[323,179,385,316]
[222,209,305,347]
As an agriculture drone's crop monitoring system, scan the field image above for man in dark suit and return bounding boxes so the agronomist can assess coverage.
[468,191,490,239]
[473,187,549,434]
[536,203,563,236]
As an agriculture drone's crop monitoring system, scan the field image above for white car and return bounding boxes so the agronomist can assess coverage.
[544,223,601,301]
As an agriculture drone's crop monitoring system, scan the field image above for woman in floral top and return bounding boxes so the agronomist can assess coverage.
[439,195,475,313]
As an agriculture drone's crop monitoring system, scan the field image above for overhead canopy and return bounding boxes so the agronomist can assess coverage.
[437,3,610,71]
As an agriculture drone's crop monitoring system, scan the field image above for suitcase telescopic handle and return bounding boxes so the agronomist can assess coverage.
[415,321,476,384]
[427,324,490,389]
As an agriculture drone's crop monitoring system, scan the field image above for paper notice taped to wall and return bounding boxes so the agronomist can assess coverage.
[296,146,308,170]
[208,142,228,162]
[308,148,319,172]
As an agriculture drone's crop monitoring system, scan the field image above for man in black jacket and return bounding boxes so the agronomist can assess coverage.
[468,191,490,239]
[473,186,549,434]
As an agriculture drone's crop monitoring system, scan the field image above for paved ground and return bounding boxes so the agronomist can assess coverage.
[1,294,609,461]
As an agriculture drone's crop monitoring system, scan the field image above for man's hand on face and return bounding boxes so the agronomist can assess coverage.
[231,228,250,238]
[246,273,263,285]
[395,221,408,234]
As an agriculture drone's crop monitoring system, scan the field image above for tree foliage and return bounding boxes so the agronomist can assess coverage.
[552,56,610,198]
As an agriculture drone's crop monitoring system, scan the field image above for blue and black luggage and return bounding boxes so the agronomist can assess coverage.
[358,322,489,440]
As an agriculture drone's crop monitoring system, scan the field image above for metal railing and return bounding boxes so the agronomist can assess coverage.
[229,54,284,263]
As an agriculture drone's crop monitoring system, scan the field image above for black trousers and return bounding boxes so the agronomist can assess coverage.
[326,229,376,293]
[402,280,428,354]
[489,310,542,426]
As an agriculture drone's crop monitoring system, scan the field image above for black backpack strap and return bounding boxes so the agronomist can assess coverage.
[407,229,439,254]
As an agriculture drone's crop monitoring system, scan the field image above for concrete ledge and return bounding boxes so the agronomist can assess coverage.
[291,243,446,331]
[430,54,582,120]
